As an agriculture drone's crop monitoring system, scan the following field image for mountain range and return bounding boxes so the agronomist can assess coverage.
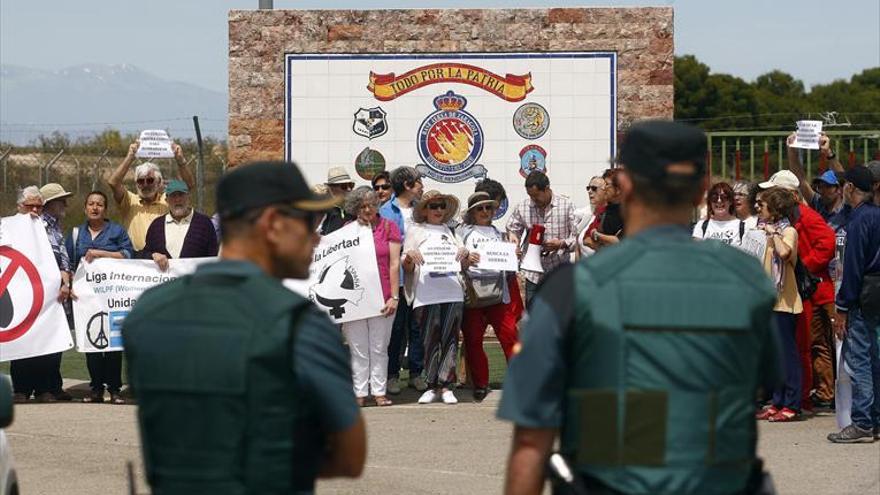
[0,64,227,145]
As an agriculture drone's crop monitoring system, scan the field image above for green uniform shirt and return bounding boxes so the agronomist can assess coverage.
[499,224,781,431]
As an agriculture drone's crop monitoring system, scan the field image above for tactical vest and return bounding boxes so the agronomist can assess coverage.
[561,234,775,495]
[123,268,312,494]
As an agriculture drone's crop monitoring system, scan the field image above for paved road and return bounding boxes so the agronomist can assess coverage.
[4,386,879,494]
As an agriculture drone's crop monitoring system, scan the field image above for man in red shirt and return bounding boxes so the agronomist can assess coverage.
[759,170,836,411]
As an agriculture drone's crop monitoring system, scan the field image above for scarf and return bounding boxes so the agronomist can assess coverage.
[766,217,791,292]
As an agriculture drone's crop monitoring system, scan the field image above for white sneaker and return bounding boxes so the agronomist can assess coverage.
[441,390,458,404]
[418,390,437,404]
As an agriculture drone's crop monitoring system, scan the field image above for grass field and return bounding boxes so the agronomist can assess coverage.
[1,341,510,387]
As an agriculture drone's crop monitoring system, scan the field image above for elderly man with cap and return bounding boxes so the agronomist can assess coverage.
[828,165,880,443]
[142,179,219,271]
[123,161,366,493]
[107,140,195,254]
[759,169,836,412]
[320,166,356,235]
[499,121,780,495]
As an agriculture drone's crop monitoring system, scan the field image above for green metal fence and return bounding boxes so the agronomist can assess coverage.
[705,130,880,183]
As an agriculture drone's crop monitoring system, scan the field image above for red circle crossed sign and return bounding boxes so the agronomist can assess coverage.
[0,246,44,343]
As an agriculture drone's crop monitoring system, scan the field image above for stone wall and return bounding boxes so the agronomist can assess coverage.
[228,7,673,165]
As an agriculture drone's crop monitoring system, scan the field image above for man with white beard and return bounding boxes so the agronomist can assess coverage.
[107,140,195,255]
[142,180,218,271]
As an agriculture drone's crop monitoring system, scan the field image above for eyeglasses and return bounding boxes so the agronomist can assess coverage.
[136,177,156,186]
[427,202,447,210]
[473,205,494,212]
[276,206,324,231]
[587,185,603,192]
[373,184,391,191]
[331,183,354,192]
[709,194,731,202]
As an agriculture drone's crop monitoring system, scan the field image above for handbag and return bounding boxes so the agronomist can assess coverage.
[794,259,820,301]
[463,271,505,309]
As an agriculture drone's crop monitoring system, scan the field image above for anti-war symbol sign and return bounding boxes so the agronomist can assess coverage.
[0,246,45,343]
[86,311,110,350]
[309,256,365,319]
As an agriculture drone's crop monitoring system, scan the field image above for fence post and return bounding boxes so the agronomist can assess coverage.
[42,149,65,185]
[0,148,11,193]
[734,138,741,181]
[92,150,110,191]
[763,140,770,181]
[73,157,81,194]
[193,116,205,212]
[749,139,755,182]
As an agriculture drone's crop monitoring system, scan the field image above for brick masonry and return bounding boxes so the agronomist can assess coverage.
[228,7,673,166]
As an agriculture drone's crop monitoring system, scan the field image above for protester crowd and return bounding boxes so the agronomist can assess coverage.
[6,131,880,442]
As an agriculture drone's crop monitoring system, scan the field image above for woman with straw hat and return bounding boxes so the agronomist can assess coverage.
[402,190,472,404]
[456,192,521,402]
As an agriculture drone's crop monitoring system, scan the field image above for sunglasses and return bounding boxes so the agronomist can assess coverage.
[276,206,324,231]
[427,202,447,210]
[373,184,391,191]
[587,185,603,192]
[709,194,731,202]
[331,183,354,191]
[136,177,156,186]
[473,205,494,212]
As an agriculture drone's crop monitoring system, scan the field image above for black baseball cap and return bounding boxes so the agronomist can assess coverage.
[619,120,707,180]
[216,161,339,218]
[844,166,874,193]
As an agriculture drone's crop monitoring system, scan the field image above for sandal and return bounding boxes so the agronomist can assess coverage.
[755,406,778,420]
[374,396,393,407]
[768,407,799,422]
[356,397,366,407]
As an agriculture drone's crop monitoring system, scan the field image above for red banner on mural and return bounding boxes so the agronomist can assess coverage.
[367,63,533,102]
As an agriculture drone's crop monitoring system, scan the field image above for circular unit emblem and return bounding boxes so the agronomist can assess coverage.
[512,102,549,140]
[354,147,386,181]
[519,145,547,178]
[493,197,509,221]
[416,91,486,183]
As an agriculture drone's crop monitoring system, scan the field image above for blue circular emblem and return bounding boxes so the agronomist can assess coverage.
[417,91,484,180]
[519,145,547,178]
[493,197,509,220]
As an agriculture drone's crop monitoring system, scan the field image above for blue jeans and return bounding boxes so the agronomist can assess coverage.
[843,307,880,430]
[386,290,424,377]
[772,312,802,411]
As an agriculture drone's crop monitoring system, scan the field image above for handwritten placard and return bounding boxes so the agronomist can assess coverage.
[475,241,518,271]
[421,234,459,273]
[136,129,174,158]
[735,229,767,260]
[790,120,823,150]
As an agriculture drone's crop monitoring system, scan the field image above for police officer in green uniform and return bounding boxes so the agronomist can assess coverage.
[123,161,366,494]
[498,121,781,495]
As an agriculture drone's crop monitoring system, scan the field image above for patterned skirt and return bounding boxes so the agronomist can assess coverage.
[414,302,464,388]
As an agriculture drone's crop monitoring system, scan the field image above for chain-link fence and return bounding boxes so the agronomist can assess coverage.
[0,143,228,227]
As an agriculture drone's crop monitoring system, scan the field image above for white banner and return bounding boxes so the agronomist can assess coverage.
[136,129,174,158]
[790,120,823,150]
[71,258,210,352]
[734,229,767,260]
[284,222,384,324]
[0,214,74,361]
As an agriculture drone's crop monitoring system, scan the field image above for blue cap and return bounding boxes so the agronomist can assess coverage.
[814,170,841,186]
[165,180,189,195]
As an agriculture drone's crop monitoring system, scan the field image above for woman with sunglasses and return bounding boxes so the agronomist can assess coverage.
[402,190,471,404]
[340,186,401,407]
[371,171,393,206]
[577,176,607,259]
[455,192,521,401]
[692,182,746,246]
[65,190,134,404]
[754,187,804,422]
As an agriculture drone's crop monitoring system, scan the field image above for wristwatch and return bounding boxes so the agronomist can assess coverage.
[391,295,399,301]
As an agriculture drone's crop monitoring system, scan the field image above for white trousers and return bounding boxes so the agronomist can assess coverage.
[342,314,395,398]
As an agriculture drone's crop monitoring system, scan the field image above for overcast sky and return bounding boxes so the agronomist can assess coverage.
[1,0,878,93]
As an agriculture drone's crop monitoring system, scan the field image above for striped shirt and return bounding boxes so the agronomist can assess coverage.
[41,213,70,272]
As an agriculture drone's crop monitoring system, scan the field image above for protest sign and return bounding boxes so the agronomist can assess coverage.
[421,232,460,273]
[136,129,175,158]
[790,120,823,150]
[284,222,384,323]
[0,214,74,361]
[71,258,210,352]
[474,241,518,271]
[735,229,767,260]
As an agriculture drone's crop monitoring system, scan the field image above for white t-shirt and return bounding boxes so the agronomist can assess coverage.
[692,218,744,246]
[399,205,414,235]
[412,224,464,309]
